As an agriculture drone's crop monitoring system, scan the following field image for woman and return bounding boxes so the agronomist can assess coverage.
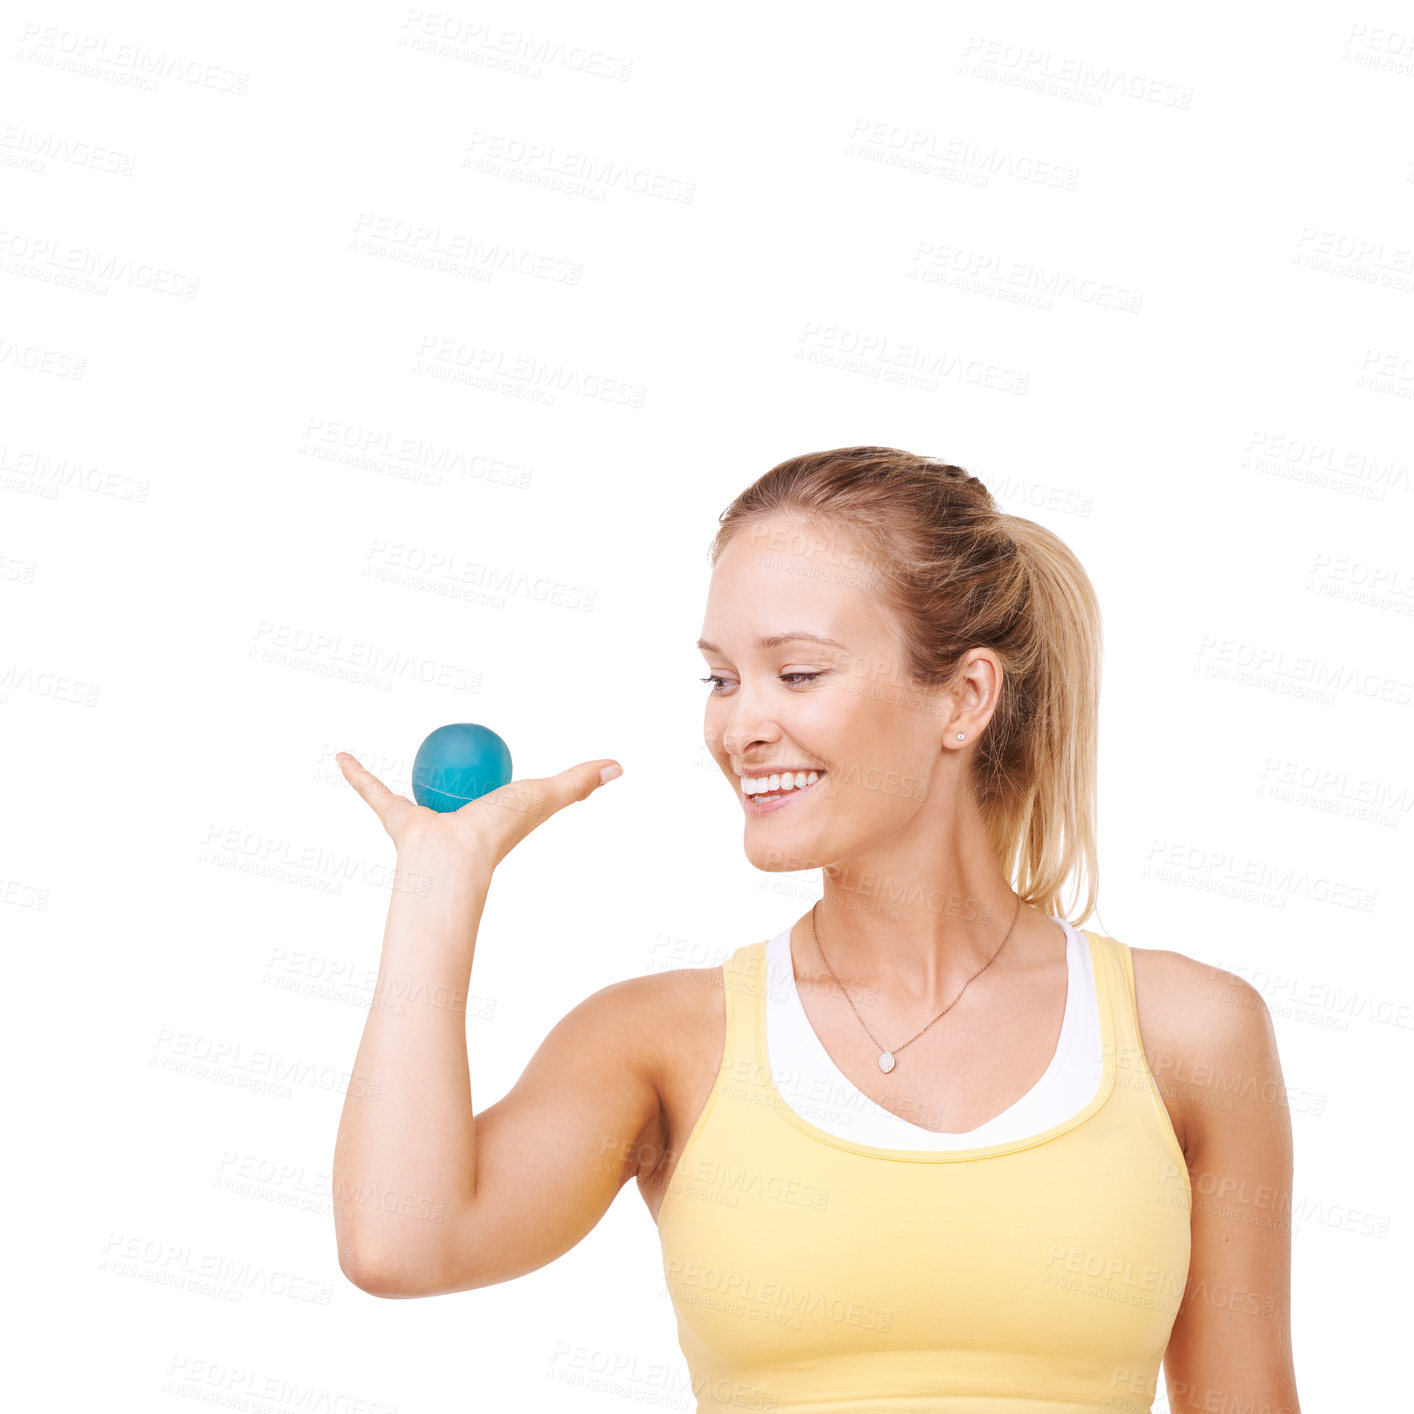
[331,446,1301,1413]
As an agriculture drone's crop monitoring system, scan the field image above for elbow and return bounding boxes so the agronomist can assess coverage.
[339,1242,485,1298]
[336,1205,484,1296]
[338,1245,429,1299]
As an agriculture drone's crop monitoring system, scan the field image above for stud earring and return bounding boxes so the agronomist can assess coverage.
[956,733,965,741]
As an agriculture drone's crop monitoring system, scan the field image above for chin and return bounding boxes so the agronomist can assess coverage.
[744,835,824,874]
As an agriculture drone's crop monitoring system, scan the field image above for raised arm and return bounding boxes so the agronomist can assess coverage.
[329,751,655,1298]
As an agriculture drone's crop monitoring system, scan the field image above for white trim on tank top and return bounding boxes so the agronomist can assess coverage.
[763,917,1105,1150]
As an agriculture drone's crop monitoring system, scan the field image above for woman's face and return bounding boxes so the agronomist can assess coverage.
[698,513,958,875]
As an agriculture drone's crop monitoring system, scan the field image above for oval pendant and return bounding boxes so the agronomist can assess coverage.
[878,1050,895,1073]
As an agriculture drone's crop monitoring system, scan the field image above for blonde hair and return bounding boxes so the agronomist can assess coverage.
[709,446,1102,926]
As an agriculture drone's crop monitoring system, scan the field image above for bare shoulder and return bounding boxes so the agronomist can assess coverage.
[617,959,723,1030]
[580,960,723,1031]
[605,961,726,1183]
[1127,943,1280,1159]
[634,960,727,1084]
[1128,943,1272,1047]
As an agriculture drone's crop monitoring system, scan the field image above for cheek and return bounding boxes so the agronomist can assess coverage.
[828,762,919,819]
[832,690,912,756]
[801,681,868,732]
[824,715,935,810]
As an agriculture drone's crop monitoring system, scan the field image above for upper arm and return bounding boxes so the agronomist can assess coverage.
[403,973,667,1296]
[1158,961,1302,1413]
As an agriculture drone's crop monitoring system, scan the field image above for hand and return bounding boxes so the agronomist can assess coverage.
[335,752,623,868]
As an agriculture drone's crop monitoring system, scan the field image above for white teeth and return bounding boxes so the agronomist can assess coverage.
[742,770,822,796]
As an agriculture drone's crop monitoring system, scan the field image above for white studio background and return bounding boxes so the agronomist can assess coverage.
[4,3,1408,1410]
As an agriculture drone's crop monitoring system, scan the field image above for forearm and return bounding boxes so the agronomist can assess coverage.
[332,844,492,1285]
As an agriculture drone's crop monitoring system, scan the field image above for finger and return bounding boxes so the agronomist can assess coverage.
[335,752,416,838]
[478,759,621,849]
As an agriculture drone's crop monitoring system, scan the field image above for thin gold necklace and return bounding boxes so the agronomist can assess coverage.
[809,893,1024,1073]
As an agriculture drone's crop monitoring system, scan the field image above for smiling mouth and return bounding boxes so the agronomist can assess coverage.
[740,770,826,812]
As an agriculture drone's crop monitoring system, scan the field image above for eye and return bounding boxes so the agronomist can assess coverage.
[699,672,824,693]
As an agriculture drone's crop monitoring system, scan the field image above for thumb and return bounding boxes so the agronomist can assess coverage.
[503,758,622,820]
[563,759,621,802]
[494,758,622,852]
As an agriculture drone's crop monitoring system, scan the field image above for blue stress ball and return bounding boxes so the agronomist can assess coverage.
[411,724,513,812]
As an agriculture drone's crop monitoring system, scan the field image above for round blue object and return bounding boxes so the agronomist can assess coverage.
[411,724,513,812]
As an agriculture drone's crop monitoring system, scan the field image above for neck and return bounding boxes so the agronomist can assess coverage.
[812,888,1029,1001]
[788,775,1068,1007]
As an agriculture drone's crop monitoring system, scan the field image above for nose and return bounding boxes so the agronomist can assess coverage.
[717,682,782,761]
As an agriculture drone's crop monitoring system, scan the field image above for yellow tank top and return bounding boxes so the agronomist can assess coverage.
[657,928,1192,1413]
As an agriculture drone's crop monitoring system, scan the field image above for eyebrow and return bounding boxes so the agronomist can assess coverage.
[696,631,848,655]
